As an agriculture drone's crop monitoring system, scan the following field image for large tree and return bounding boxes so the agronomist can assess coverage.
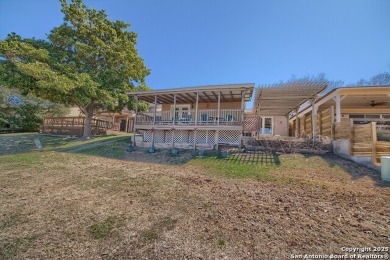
[0,0,150,139]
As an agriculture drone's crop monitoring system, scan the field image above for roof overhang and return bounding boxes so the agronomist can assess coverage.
[292,85,390,120]
[254,82,327,116]
[127,83,255,104]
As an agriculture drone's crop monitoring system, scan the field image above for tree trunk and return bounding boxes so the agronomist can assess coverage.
[81,106,94,140]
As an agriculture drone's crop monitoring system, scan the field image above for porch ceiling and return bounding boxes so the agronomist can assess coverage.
[254,82,327,115]
[127,83,255,104]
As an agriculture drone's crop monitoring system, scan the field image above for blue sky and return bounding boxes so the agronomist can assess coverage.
[1,0,389,91]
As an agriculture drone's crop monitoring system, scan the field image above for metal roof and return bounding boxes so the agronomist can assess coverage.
[127,83,255,103]
[254,82,327,115]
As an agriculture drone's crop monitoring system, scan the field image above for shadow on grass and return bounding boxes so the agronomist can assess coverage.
[224,149,281,166]
[56,135,132,160]
[0,133,76,155]
[301,153,389,187]
[57,136,281,167]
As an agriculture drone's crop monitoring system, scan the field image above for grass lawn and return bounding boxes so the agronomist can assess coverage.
[0,133,389,259]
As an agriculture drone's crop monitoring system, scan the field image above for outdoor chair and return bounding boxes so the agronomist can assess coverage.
[201,114,208,123]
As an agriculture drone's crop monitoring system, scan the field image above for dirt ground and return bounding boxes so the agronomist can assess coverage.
[0,136,389,259]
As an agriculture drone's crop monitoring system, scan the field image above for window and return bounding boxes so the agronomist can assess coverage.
[365,114,381,118]
[260,117,273,135]
[171,104,191,119]
[349,114,364,119]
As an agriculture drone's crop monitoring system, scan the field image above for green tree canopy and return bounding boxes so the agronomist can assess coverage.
[0,0,150,139]
[0,86,69,132]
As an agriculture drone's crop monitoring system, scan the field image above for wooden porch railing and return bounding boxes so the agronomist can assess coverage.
[135,109,244,126]
[41,117,112,136]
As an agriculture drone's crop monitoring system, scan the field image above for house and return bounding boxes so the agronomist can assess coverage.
[289,85,390,166]
[127,82,329,149]
[128,83,254,149]
[289,85,390,138]
[248,82,327,138]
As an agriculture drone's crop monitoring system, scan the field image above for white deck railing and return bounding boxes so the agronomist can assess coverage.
[136,109,243,126]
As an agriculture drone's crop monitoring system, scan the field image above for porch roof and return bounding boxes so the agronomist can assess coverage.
[127,83,255,104]
[253,82,327,115]
[294,85,390,117]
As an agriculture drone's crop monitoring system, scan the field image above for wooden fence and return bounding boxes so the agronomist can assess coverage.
[296,106,334,138]
[41,117,112,137]
[333,120,351,140]
[333,119,390,165]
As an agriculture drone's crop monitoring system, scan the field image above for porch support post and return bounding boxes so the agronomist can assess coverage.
[193,130,197,150]
[330,105,335,139]
[239,91,246,149]
[334,94,341,123]
[215,130,219,150]
[172,94,176,148]
[195,92,199,126]
[125,116,129,132]
[217,91,221,126]
[133,96,139,146]
[311,100,317,139]
[153,94,157,125]
[241,91,245,122]
[173,94,176,126]
[152,129,155,147]
[172,130,174,148]
[294,109,299,138]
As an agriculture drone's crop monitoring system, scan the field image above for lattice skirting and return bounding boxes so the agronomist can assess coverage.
[142,130,194,144]
[195,130,215,145]
[218,130,241,145]
[141,129,240,148]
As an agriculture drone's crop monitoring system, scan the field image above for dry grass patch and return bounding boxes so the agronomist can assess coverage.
[0,134,389,259]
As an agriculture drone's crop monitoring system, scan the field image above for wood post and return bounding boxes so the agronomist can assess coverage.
[330,105,335,140]
[217,91,221,126]
[294,109,299,138]
[215,130,219,150]
[311,100,317,139]
[134,96,139,146]
[173,94,176,126]
[152,129,155,147]
[318,110,322,137]
[125,116,129,133]
[372,122,377,165]
[153,95,157,125]
[241,91,245,123]
[195,92,199,126]
[335,94,341,123]
[172,130,175,148]
[349,119,354,156]
[193,130,197,150]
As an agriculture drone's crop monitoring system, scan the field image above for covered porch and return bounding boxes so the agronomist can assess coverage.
[129,83,254,129]
[128,83,255,149]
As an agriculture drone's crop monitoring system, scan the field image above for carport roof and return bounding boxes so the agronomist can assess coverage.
[253,82,327,115]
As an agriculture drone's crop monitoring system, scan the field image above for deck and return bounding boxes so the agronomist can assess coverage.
[135,109,243,130]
